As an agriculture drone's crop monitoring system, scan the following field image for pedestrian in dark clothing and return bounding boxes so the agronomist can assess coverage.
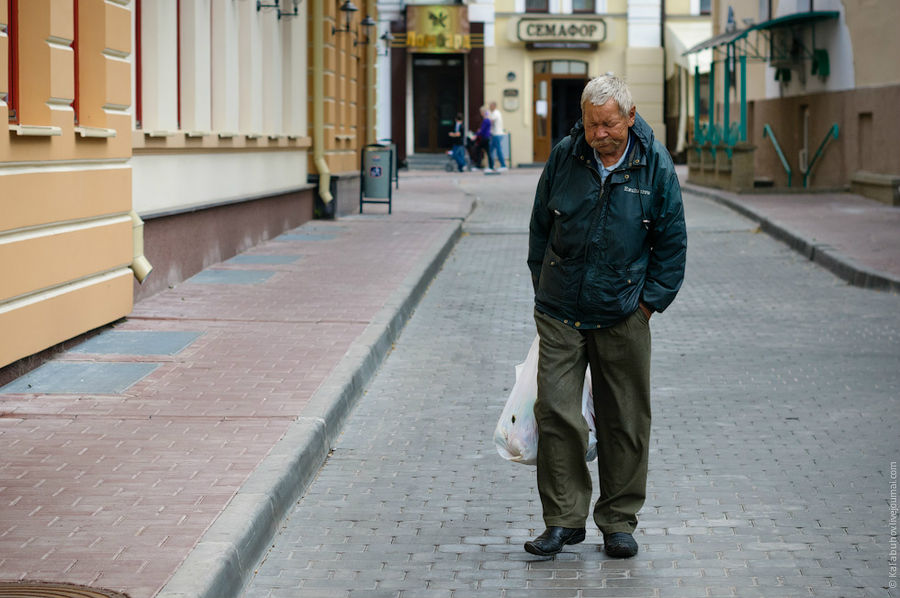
[525,74,687,559]
[449,113,466,172]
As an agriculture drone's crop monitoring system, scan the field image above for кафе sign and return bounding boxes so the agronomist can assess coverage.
[516,17,607,44]
[406,5,473,53]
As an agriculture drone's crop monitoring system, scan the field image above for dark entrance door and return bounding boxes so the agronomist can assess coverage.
[532,60,589,163]
[551,78,587,150]
[412,56,464,153]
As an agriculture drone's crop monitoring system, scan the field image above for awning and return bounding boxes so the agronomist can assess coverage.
[752,10,839,32]
[682,27,749,55]
[682,10,839,55]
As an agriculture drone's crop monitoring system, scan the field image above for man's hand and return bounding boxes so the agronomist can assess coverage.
[639,302,653,320]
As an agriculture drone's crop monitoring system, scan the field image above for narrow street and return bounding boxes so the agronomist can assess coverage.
[242,169,900,598]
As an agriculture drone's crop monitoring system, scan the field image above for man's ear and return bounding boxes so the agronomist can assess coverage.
[628,106,636,126]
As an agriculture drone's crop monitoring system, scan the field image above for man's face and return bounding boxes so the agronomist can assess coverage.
[583,100,635,158]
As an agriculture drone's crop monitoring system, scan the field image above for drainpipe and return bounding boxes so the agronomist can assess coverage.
[366,0,376,145]
[313,0,333,204]
[129,210,153,283]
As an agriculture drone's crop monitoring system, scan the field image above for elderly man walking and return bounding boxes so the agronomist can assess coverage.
[525,75,687,558]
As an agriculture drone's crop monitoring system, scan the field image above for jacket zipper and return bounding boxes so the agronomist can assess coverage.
[575,159,608,323]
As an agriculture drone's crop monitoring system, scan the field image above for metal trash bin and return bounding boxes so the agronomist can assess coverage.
[377,138,399,189]
[360,144,393,214]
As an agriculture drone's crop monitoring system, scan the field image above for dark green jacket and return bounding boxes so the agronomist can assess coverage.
[528,113,687,328]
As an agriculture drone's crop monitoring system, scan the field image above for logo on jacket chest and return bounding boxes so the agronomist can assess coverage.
[623,185,651,196]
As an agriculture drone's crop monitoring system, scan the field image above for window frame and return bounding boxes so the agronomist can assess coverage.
[135,0,142,128]
[73,0,79,124]
[525,0,550,14]
[7,0,18,123]
[572,0,595,15]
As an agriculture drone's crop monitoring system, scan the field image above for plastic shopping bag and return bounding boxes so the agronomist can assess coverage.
[494,335,597,466]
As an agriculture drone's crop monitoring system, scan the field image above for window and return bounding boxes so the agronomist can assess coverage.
[176,0,181,130]
[6,0,18,122]
[526,0,549,13]
[541,60,588,75]
[572,0,594,13]
[700,0,711,15]
[135,0,142,128]
[73,0,79,123]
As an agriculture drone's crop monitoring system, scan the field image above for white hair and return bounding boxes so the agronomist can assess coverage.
[581,75,634,118]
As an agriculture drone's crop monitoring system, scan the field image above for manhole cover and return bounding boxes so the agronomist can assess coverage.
[0,581,129,597]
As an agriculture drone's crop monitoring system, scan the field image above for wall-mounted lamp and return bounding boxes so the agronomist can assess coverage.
[376,31,394,56]
[353,15,377,46]
[332,0,359,35]
[256,0,300,19]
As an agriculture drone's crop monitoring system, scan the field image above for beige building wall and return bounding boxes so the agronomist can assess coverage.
[131,1,314,297]
[1,0,135,369]
[490,8,627,165]
[489,0,672,165]
[843,0,900,86]
[1,0,316,369]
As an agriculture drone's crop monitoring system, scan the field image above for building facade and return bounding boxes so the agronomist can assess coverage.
[372,0,707,167]
[492,0,669,166]
[309,0,381,216]
[1,0,356,371]
[133,0,314,300]
[1,0,137,369]
[379,0,490,164]
[686,0,900,202]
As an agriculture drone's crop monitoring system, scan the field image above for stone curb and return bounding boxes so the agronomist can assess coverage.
[155,212,469,598]
[684,183,900,293]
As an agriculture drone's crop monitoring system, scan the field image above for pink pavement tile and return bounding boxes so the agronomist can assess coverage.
[0,176,471,597]
[0,415,290,597]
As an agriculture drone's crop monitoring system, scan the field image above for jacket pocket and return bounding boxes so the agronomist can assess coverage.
[536,244,581,314]
[582,262,645,316]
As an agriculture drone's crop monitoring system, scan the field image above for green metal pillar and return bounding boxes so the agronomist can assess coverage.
[740,55,747,142]
[723,45,731,142]
[694,65,701,144]
[708,59,715,131]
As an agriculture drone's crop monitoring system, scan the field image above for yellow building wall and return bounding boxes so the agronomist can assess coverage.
[626,47,665,139]
[308,0,376,176]
[0,0,134,368]
[843,0,900,87]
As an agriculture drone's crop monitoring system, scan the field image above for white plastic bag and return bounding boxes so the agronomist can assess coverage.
[494,335,598,466]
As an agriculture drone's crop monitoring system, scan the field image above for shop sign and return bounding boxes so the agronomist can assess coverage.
[517,18,606,44]
[406,5,472,53]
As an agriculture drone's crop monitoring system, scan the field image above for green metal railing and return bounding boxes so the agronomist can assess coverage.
[762,124,792,187]
[803,124,839,188]
[693,55,748,159]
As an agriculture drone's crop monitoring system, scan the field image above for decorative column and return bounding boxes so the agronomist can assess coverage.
[626,0,664,141]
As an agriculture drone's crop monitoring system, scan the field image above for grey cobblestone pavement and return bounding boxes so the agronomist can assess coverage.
[242,170,900,598]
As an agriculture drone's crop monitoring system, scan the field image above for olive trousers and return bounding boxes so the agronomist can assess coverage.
[533,308,651,534]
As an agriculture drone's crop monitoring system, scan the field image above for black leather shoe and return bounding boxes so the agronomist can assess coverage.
[603,532,638,558]
[524,526,586,556]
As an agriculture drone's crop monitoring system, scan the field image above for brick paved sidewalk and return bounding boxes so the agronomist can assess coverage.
[0,174,473,598]
[678,166,900,292]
